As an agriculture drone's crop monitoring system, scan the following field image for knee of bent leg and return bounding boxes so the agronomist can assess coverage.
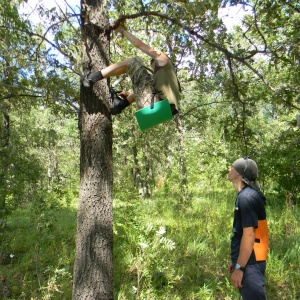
[127,57,145,77]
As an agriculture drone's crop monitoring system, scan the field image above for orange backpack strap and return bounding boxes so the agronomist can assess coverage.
[254,219,269,261]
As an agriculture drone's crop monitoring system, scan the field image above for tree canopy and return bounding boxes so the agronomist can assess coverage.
[0,0,299,212]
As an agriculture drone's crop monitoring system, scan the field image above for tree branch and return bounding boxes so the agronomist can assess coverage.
[0,83,42,94]
[180,100,232,119]
[0,13,80,62]
[0,94,42,101]
[112,11,276,92]
[226,55,245,104]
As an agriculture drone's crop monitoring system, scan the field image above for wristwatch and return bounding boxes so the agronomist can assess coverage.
[235,263,246,272]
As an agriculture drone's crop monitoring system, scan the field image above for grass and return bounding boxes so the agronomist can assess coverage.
[0,189,299,299]
[0,205,76,299]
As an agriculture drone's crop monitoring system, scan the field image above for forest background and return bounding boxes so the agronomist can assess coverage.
[0,0,299,299]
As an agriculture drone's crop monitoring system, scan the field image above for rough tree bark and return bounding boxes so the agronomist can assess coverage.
[72,0,113,299]
[131,126,143,195]
[175,115,189,203]
[0,111,9,216]
[144,139,151,198]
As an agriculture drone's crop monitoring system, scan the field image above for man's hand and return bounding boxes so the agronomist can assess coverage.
[228,261,234,273]
[111,19,126,33]
[117,90,130,98]
[231,269,244,288]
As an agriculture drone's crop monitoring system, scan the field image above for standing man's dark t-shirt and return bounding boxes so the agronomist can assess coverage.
[231,186,268,265]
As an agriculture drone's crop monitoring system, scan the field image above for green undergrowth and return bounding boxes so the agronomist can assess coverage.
[113,190,299,300]
[0,190,299,299]
[0,204,77,299]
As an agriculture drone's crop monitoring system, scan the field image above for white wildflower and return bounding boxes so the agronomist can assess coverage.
[156,226,166,236]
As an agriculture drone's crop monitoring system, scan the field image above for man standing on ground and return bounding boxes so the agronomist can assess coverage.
[227,156,269,300]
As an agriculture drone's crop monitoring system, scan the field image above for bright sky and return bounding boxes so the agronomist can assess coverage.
[20,0,245,30]
[18,0,81,63]
[19,0,80,11]
[218,4,247,30]
[19,0,80,24]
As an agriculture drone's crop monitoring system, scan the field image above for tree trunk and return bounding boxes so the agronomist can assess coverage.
[144,140,151,198]
[131,126,143,195]
[73,0,113,299]
[0,111,9,216]
[175,115,189,203]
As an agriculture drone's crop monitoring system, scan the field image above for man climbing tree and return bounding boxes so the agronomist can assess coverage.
[83,22,180,116]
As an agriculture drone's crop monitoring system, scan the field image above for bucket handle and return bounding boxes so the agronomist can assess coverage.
[150,93,157,109]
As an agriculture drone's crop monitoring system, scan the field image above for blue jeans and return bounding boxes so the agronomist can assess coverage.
[240,262,267,300]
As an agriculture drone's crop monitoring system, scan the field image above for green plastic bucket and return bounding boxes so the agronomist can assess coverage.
[135,99,173,131]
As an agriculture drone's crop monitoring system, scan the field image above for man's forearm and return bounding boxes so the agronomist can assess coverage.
[122,29,144,50]
[237,228,255,267]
